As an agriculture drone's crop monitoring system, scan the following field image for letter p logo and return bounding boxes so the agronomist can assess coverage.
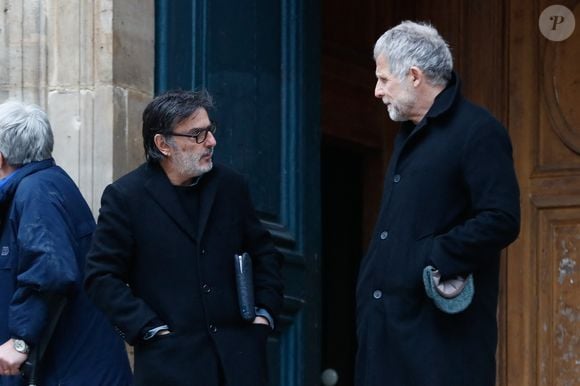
[540,5,576,41]
[550,15,566,30]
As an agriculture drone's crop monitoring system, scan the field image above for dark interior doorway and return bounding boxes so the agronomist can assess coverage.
[321,139,364,386]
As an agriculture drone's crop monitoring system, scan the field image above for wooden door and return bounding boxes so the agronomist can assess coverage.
[323,0,580,385]
[155,1,322,385]
[507,1,580,385]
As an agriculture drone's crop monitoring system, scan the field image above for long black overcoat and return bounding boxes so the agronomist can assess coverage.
[85,162,283,386]
[355,73,520,386]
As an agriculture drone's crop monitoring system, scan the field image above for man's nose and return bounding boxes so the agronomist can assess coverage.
[374,82,383,98]
[205,130,217,146]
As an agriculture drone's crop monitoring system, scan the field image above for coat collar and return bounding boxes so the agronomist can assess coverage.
[143,163,219,243]
[424,71,461,120]
[400,71,461,137]
[0,159,55,205]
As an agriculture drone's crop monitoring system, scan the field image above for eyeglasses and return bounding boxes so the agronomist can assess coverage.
[166,121,217,144]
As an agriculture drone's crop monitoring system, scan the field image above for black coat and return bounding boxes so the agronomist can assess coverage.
[85,163,284,386]
[355,74,520,386]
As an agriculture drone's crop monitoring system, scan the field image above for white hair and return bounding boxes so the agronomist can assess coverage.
[374,21,453,86]
[0,100,54,166]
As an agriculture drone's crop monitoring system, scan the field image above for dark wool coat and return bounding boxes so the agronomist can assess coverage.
[355,73,520,386]
[0,160,132,386]
[85,162,284,386]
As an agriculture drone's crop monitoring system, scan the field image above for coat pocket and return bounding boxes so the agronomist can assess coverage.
[0,245,12,269]
[0,244,15,312]
[407,235,435,288]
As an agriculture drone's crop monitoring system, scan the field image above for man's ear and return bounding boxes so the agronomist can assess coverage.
[0,153,10,178]
[409,66,424,87]
[153,134,171,157]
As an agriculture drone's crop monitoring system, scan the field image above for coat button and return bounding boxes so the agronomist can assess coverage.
[393,174,401,183]
[201,284,211,294]
[209,324,217,333]
[114,326,126,338]
[380,231,389,240]
[373,290,383,299]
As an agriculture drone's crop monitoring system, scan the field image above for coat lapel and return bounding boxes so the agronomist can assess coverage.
[144,165,197,242]
[196,168,219,242]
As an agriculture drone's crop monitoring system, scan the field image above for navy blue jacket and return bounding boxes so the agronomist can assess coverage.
[355,74,520,386]
[0,159,132,386]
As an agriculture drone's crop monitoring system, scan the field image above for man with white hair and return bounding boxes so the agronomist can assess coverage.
[0,101,132,385]
[355,21,520,385]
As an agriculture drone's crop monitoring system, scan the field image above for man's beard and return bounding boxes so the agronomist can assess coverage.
[174,148,213,177]
[387,102,412,121]
[386,81,416,122]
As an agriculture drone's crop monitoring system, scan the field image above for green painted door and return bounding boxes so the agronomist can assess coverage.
[155,1,321,385]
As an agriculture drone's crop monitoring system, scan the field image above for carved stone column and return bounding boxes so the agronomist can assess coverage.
[0,0,154,211]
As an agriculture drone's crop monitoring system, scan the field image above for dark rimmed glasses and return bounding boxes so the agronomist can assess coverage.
[166,121,217,144]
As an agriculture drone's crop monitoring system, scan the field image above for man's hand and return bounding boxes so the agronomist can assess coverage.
[0,339,28,376]
[252,316,270,326]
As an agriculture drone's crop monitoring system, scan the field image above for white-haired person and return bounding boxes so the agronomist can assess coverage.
[0,101,132,386]
[355,21,520,386]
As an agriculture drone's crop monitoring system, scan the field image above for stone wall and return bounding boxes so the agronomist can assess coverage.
[0,0,154,212]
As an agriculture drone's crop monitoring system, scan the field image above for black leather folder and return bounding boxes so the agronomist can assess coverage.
[234,252,256,321]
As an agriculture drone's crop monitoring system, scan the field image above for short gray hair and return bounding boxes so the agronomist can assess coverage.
[374,21,453,86]
[0,100,54,166]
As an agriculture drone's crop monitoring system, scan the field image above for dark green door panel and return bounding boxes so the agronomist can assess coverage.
[156,1,321,385]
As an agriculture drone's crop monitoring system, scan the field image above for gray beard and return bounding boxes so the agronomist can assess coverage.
[174,150,213,177]
[387,104,408,122]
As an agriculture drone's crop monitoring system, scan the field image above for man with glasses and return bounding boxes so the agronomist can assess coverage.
[84,90,284,386]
